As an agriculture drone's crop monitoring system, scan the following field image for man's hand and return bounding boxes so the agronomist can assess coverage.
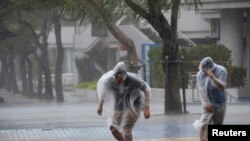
[144,105,151,119]
[206,104,214,113]
[204,68,214,77]
[97,104,103,116]
[204,68,225,91]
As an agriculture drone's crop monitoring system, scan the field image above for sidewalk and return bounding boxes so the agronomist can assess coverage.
[0,88,250,141]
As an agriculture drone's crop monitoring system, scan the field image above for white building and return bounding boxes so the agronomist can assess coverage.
[50,0,250,88]
[47,21,75,85]
[73,23,154,83]
[180,0,250,87]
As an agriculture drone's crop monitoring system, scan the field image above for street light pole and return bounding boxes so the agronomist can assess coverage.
[164,56,169,114]
[180,56,187,113]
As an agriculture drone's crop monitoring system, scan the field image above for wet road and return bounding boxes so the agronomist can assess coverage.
[0,89,250,141]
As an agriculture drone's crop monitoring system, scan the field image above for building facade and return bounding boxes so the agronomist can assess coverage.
[56,0,250,88]
[179,0,250,87]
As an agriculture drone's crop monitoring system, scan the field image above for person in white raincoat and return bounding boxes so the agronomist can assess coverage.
[96,62,151,141]
[193,57,227,141]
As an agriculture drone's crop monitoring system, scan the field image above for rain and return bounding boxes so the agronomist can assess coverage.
[0,0,250,141]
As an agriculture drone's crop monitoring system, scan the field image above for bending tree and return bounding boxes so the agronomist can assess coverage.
[61,0,140,73]
[125,0,200,113]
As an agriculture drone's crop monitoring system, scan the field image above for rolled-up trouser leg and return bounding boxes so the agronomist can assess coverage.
[123,127,132,141]
[123,110,140,141]
[212,106,226,125]
[123,123,133,141]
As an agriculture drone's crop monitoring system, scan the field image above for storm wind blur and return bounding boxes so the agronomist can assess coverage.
[0,0,250,123]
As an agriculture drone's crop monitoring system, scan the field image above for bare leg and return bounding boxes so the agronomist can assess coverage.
[124,134,132,141]
[110,126,124,141]
[123,124,133,141]
[200,124,207,141]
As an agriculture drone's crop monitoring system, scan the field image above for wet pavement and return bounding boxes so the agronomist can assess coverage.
[0,88,250,141]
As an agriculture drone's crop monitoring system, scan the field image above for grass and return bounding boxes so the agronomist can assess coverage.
[75,80,97,90]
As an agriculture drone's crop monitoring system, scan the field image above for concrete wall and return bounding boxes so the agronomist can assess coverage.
[183,0,250,10]
[46,25,75,85]
[246,10,250,88]
[107,25,154,75]
[220,9,244,66]
[73,25,99,51]
[175,7,212,39]
[48,26,74,48]
[180,1,249,86]
[108,25,154,60]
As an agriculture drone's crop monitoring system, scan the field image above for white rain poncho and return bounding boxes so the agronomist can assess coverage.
[97,62,151,131]
[97,62,151,132]
[193,57,215,129]
[193,57,228,128]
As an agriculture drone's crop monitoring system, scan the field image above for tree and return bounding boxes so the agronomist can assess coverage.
[0,1,18,92]
[15,32,35,96]
[19,12,54,100]
[35,0,66,102]
[61,0,140,73]
[52,7,64,102]
[0,39,19,94]
[124,0,201,113]
[2,0,54,99]
[19,0,67,101]
[149,43,232,88]
[0,2,36,95]
[0,23,38,95]
[88,0,140,73]
[1,0,66,101]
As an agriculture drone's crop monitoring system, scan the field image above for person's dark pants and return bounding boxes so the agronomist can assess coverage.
[204,105,226,141]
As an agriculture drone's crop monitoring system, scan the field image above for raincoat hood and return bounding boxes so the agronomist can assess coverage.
[199,56,215,71]
[112,62,127,80]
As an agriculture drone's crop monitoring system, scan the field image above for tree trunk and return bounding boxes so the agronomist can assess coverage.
[1,55,9,91]
[40,47,53,99]
[125,0,183,113]
[147,13,182,114]
[37,63,43,96]
[33,50,43,96]
[0,65,2,88]
[20,15,53,99]
[20,55,28,94]
[165,61,182,113]
[89,0,139,73]
[1,54,8,88]
[161,31,182,113]
[8,48,19,94]
[26,56,33,95]
[53,7,64,102]
[165,0,182,113]
[104,22,139,73]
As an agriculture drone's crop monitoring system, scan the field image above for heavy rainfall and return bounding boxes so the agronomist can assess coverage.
[0,0,250,141]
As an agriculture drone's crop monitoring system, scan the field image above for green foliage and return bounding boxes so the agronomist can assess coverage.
[147,46,164,88]
[75,80,97,90]
[59,0,92,23]
[230,66,246,87]
[179,43,231,74]
[179,43,231,62]
[59,0,131,24]
[148,44,232,88]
